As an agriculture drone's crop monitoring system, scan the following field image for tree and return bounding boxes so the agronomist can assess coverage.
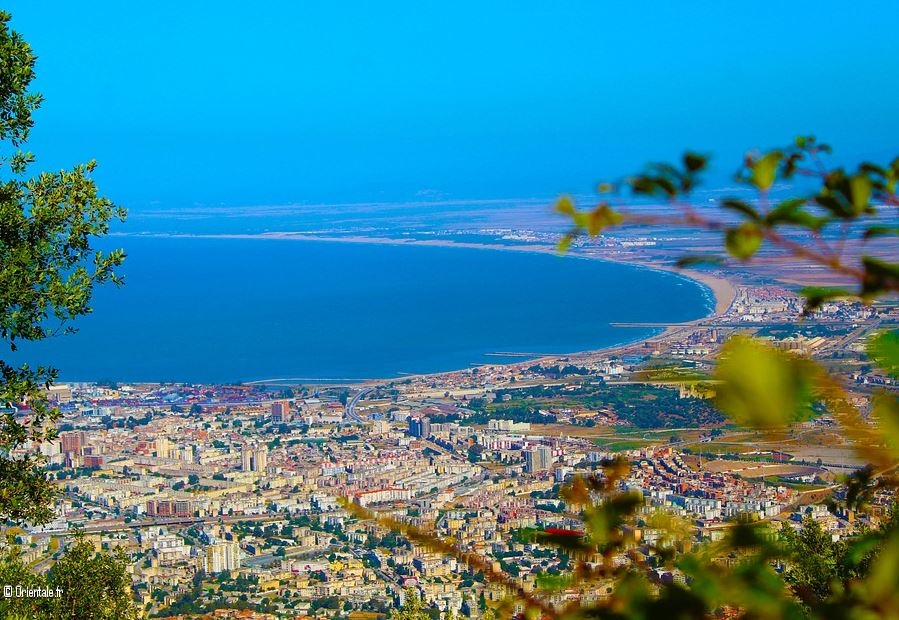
[0,13,123,525]
[45,536,137,619]
[392,593,430,620]
[0,536,137,619]
[0,10,134,618]
[0,11,124,525]
[780,517,843,607]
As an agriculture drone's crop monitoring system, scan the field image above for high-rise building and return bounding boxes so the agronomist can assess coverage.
[372,420,390,435]
[155,437,170,459]
[408,417,421,437]
[254,447,267,472]
[205,541,241,573]
[146,499,193,518]
[271,400,291,423]
[241,445,268,472]
[524,445,553,473]
[60,431,86,456]
[408,416,431,438]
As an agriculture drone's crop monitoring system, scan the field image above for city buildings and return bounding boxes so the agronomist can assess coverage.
[524,445,553,473]
[408,416,431,438]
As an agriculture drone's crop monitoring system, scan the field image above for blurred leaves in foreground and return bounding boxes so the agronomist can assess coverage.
[361,140,899,619]
[557,136,899,310]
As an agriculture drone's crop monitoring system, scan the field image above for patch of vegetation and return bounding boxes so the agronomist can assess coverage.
[465,382,722,428]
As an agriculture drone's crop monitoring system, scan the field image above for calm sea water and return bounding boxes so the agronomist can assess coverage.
[16,237,712,383]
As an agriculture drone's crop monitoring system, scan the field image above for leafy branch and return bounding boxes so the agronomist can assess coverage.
[557,136,899,310]
[351,138,899,620]
[0,10,126,525]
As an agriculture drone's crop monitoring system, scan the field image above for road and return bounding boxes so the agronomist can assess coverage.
[244,543,339,568]
[818,318,881,354]
[345,387,373,424]
[31,538,65,573]
[41,512,290,535]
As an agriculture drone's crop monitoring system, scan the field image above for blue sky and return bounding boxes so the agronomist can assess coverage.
[6,1,899,208]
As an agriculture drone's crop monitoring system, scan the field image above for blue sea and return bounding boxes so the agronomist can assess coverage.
[15,236,712,383]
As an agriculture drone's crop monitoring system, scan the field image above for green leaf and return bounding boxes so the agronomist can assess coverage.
[870,391,899,457]
[728,520,773,549]
[863,531,899,605]
[859,162,887,177]
[749,151,782,191]
[764,198,829,230]
[725,223,763,260]
[584,203,623,236]
[683,152,707,173]
[849,173,872,213]
[654,176,678,198]
[861,257,899,299]
[799,286,853,313]
[843,530,886,568]
[714,335,823,429]
[815,193,851,218]
[554,195,576,216]
[630,175,678,199]
[867,329,899,378]
[557,232,576,252]
[782,152,805,178]
[533,528,591,552]
[863,226,899,240]
[721,199,760,221]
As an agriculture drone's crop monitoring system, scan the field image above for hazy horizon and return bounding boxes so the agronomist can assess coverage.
[5,1,899,211]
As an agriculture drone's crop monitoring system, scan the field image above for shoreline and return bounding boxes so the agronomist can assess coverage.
[104,231,739,387]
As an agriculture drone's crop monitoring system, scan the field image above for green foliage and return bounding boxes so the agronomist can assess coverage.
[356,138,899,620]
[467,381,721,429]
[724,222,763,260]
[868,330,899,378]
[0,536,137,619]
[0,10,134,619]
[781,518,844,607]
[391,593,431,620]
[541,142,899,617]
[557,136,898,310]
[714,335,822,429]
[0,11,125,525]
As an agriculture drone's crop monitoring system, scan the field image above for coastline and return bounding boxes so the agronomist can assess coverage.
[639,263,735,316]
[114,231,738,386]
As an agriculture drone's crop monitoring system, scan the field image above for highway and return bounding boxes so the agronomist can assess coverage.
[42,512,290,536]
[344,387,373,424]
[244,543,340,568]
